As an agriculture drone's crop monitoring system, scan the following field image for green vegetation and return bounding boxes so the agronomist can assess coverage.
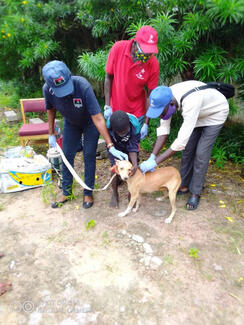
[41,181,57,204]
[0,118,21,149]
[0,1,243,97]
[212,122,244,167]
[188,247,199,259]
[0,0,243,168]
[164,254,174,264]
[77,0,244,100]
[86,219,96,230]
[102,231,110,247]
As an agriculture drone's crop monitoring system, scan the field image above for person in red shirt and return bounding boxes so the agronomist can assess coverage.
[104,25,159,140]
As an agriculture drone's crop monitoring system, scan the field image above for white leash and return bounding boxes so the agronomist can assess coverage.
[56,143,116,191]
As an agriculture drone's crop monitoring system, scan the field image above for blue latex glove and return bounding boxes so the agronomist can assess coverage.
[140,158,157,174]
[140,123,148,140]
[48,135,57,148]
[109,146,128,161]
[104,105,113,120]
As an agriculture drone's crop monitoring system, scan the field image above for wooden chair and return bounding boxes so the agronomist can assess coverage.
[18,98,49,146]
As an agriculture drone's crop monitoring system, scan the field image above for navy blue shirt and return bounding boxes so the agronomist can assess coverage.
[108,123,140,165]
[42,76,101,127]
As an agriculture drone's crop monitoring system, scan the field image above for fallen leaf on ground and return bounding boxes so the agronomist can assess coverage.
[225,217,234,222]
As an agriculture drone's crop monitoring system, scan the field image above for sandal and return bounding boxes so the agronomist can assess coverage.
[186,195,200,210]
[83,196,93,209]
[51,198,68,208]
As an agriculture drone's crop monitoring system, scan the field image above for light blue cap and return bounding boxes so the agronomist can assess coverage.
[146,86,173,118]
[42,60,74,97]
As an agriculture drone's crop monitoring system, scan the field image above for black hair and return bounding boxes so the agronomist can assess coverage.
[110,111,130,133]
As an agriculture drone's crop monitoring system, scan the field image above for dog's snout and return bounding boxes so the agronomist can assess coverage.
[120,175,128,181]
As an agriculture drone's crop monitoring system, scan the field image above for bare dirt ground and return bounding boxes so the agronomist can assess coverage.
[0,152,243,325]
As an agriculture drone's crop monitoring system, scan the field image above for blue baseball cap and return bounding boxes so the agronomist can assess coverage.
[42,60,74,97]
[146,86,173,118]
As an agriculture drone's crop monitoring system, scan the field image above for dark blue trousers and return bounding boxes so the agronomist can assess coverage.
[62,119,99,197]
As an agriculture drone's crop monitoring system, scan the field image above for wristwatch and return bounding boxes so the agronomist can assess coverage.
[107,142,114,149]
[104,105,111,111]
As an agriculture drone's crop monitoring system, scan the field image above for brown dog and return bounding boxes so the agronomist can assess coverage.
[113,160,181,223]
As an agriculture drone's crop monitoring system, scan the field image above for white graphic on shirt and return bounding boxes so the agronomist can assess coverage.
[73,98,83,108]
[148,34,154,43]
[136,68,145,80]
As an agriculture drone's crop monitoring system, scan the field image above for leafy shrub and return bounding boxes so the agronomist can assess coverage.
[212,121,244,166]
[0,118,21,149]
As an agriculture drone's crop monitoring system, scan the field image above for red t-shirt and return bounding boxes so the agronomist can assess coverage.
[105,39,159,118]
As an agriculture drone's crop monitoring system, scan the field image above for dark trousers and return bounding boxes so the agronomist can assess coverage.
[62,119,99,197]
[180,124,224,195]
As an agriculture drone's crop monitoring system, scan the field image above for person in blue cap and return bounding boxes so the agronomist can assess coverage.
[139,81,229,210]
[42,60,128,209]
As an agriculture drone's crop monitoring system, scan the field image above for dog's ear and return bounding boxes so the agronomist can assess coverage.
[111,164,119,175]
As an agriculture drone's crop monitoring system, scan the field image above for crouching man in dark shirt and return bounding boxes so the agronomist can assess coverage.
[106,111,141,208]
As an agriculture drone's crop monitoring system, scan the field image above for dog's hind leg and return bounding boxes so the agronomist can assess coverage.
[132,194,141,212]
[156,187,168,201]
[164,189,177,224]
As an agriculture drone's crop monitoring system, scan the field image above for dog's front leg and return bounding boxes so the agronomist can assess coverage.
[118,193,138,217]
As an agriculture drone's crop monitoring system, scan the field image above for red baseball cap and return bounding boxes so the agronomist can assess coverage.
[135,26,158,54]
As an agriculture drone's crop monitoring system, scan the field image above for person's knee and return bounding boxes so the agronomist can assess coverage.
[63,147,76,161]
[84,151,96,163]
[195,148,211,165]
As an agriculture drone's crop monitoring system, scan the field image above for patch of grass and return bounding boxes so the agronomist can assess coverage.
[0,81,20,108]
[140,117,160,153]
[164,255,174,264]
[214,225,244,255]
[66,191,77,201]
[0,203,4,211]
[0,118,21,149]
[102,231,110,247]
[41,182,57,204]
[188,247,199,259]
[86,219,96,230]
[212,122,244,167]
[0,93,12,107]
[229,235,243,255]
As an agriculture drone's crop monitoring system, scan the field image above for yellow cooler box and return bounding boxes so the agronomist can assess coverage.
[0,155,52,193]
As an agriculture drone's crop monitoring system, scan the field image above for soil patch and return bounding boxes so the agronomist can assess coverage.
[0,153,243,325]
